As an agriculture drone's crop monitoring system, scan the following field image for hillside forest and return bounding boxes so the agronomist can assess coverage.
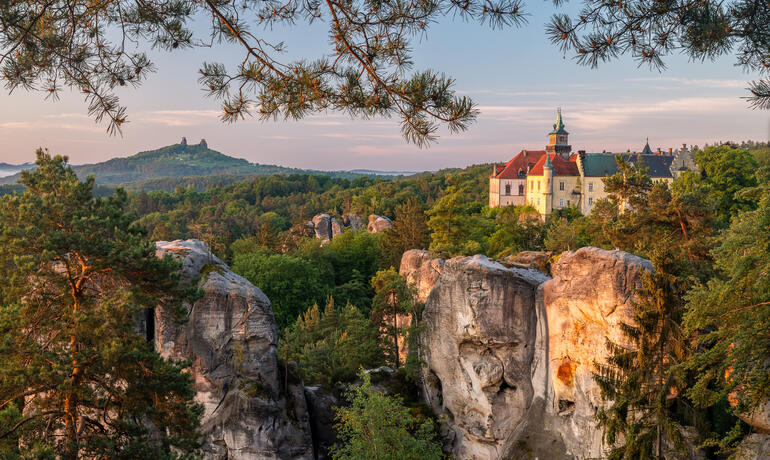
[0,140,768,459]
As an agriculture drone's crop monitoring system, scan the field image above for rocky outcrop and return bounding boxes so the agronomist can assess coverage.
[414,247,654,459]
[734,434,770,460]
[331,218,344,238]
[504,250,552,273]
[367,214,393,233]
[738,401,770,433]
[154,240,314,460]
[311,214,333,242]
[342,214,364,230]
[420,255,549,459]
[399,249,444,303]
[534,247,652,459]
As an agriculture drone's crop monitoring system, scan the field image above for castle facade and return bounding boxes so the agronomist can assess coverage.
[489,110,698,217]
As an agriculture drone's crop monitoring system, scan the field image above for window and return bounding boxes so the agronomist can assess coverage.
[588,182,594,192]
[559,199,564,207]
[537,198,540,206]
[505,184,511,195]
[588,197,594,206]
[559,181,565,191]
[537,181,540,191]
[518,184,524,195]
[530,181,533,191]
[567,200,570,205]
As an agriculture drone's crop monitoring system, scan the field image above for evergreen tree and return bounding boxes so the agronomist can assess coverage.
[0,151,201,459]
[370,269,416,369]
[683,189,770,449]
[333,371,443,460]
[382,197,430,269]
[595,251,692,459]
[427,181,493,257]
[279,298,384,385]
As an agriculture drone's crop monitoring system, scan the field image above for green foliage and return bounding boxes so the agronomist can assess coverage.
[595,252,693,459]
[0,151,201,459]
[381,197,430,269]
[694,145,759,224]
[279,299,384,386]
[485,205,546,258]
[370,268,417,369]
[333,372,444,460]
[427,178,494,257]
[683,189,770,436]
[232,248,332,329]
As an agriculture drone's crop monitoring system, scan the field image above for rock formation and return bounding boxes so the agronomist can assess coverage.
[310,214,333,242]
[415,247,654,459]
[180,136,188,146]
[532,247,652,459]
[399,249,444,304]
[331,218,344,238]
[504,250,552,273]
[367,214,393,233]
[154,240,314,460]
[419,255,549,459]
[199,138,208,148]
[343,214,364,230]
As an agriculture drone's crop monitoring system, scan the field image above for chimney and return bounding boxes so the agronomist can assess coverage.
[180,137,187,146]
[669,147,673,155]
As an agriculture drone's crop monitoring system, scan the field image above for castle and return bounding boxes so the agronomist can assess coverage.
[489,110,698,217]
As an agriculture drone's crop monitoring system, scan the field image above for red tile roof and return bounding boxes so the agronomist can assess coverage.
[528,153,579,176]
[491,150,546,179]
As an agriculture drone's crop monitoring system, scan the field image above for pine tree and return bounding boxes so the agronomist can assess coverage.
[382,197,430,269]
[595,251,691,459]
[370,269,416,369]
[0,151,201,459]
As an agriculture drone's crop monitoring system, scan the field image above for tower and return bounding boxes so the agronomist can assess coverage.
[543,153,554,217]
[546,109,572,159]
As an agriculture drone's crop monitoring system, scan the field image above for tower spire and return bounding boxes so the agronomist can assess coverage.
[642,137,653,155]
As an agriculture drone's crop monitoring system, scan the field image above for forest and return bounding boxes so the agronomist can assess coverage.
[0,140,768,459]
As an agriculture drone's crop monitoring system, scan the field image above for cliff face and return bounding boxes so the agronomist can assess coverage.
[420,255,549,459]
[414,247,653,459]
[154,240,314,460]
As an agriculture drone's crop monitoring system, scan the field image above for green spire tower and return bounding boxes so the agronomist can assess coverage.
[546,108,572,159]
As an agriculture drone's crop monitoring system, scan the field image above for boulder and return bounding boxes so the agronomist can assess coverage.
[342,214,365,230]
[508,247,652,459]
[504,250,552,273]
[733,434,770,460]
[420,255,549,459]
[154,240,314,460]
[311,214,333,242]
[399,249,445,303]
[367,214,393,233]
[738,401,770,433]
[331,218,344,238]
[304,386,340,460]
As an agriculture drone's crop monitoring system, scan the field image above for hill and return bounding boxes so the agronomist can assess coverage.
[0,162,33,178]
[0,142,372,187]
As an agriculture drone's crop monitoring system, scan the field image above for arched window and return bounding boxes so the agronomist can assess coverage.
[505,184,511,195]
[518,184,524,195]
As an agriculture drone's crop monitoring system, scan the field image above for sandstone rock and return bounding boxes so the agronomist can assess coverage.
[154,240,314,460]
[532,247,652,459]
[311,214,333,242]
[734,433,770,460]
[420,255,549,459]
[504,250,552,273]
[367,214,392,233]
[331,218,344,238]
[399,249,445,304]
[304,386,340,460]
[343,214,364,230]
[738,401,770,433]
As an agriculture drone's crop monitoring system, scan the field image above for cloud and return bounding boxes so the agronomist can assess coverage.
[138,109,221,126]
[626,77,747,89]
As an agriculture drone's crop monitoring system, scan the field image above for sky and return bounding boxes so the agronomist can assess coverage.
[0,3,768,171]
